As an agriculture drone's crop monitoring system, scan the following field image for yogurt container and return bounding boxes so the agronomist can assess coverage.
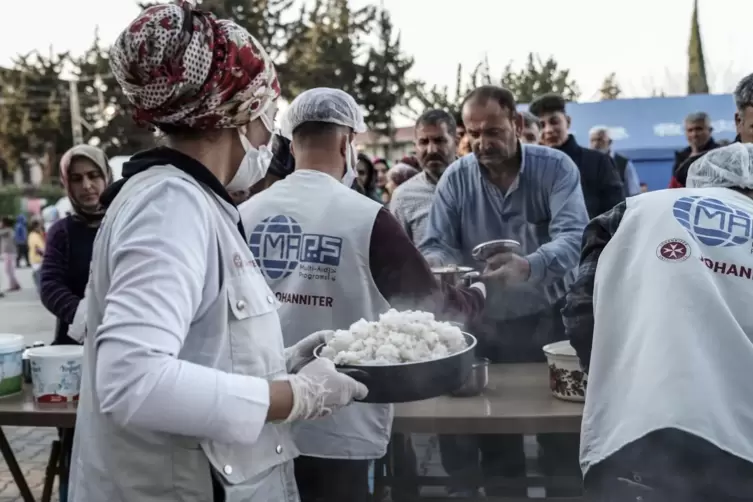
[28,345,84,403]
[0,335,25,398]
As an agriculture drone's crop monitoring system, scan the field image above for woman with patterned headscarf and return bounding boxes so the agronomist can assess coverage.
[68,3,366,502]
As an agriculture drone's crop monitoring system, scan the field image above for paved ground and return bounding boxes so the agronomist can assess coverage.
[0,268,59,502]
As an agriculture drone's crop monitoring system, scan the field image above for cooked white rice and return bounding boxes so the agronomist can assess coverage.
[319,309,468,365]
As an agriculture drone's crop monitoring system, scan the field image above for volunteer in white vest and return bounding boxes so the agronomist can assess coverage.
[563,143,753,501]
[239,88,487,502]
[68,6,367,502]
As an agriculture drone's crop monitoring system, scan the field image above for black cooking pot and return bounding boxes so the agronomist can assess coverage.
[315,333,477,403]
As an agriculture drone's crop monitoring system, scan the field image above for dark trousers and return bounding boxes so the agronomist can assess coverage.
[439,433,580,496]
[439,301,580,496]
[15,244,28,267]
[584,428,753,502]
[294,455,371,502]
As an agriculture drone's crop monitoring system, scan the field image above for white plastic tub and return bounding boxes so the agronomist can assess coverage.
[0,335,25,398]
[27,345,84,403]
[542,340,587,402]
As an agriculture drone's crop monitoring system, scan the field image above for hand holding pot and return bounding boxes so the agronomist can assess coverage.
[481,252,530,285]
[285,358,369,422]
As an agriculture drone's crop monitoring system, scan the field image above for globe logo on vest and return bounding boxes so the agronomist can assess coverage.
[673,196,753,247]
[249,215,343,281]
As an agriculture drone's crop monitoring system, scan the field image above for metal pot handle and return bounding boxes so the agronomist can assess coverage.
[462,271,481,287]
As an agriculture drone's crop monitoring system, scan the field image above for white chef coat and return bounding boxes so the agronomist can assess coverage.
[582,187,753,474]
[69,165,298,502]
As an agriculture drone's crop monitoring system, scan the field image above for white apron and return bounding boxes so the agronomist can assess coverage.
[68,166,299,502]
[240,170,393,459]
[582,187,753,474]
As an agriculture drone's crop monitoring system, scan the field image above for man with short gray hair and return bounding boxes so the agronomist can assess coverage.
[589,126,641,196]
[669,111,720,187]
[390,109,457,245]
[734,72,753,144]
[668,73,753,189]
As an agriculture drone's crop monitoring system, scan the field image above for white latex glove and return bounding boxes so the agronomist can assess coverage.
[284,358,368,422]
[284,330,334,373]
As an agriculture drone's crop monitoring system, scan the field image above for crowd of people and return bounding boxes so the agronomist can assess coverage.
[2,1,753,501]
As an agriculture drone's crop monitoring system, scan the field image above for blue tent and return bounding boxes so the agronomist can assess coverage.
[519,94,738,189]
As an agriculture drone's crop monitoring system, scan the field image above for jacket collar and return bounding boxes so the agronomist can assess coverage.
[100,146,246,238]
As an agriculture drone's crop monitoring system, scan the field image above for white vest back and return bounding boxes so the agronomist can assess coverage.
[240,170,393,459]
[582,187,753,473]
[69,166,298,502]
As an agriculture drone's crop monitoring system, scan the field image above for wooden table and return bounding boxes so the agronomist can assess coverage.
[383,363,585,501]
[0,365,585,501]
[394,363,583,434]
[0,389,76,502]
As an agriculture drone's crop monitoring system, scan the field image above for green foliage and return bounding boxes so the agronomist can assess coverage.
[406,53,579,118]
[687,0,709,94]
[405,63,476,119]
[599,73,621,100]
[0,188,20,216]
[356,9,414,137]
[0,184,65,216]
[0,0,425,166]
[500,53,580,104]
[281,0,375,99]
[0,51,73,173]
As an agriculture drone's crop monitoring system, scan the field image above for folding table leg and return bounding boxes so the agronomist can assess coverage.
[0,427,36,502]
[58,428,74,500]
[41,440,61,502]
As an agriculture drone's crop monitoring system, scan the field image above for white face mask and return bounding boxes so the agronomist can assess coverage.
[226,109,276,192]
[341,141,358,187]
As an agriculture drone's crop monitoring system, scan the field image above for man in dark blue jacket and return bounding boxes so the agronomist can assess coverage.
[530,94,625,218]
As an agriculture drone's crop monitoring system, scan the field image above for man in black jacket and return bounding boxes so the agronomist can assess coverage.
[669,74,753,188]
[589,126,641,196]
[529,94,625,218]
[668,112,720,188]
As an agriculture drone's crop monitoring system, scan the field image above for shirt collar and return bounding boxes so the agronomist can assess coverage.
[102,146,246,238]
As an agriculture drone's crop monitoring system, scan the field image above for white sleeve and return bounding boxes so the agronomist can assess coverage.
[68,300,87,343]
[94,179,271,445]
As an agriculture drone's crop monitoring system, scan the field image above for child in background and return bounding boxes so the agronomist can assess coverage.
[27,219,45,295]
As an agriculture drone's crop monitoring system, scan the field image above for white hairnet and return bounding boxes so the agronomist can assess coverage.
[281,88,367,139]
[686,143,753,189]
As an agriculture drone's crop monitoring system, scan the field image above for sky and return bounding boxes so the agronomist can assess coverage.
[0,0,750,113]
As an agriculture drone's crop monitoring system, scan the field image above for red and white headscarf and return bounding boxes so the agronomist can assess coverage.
[110,1,280,130]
